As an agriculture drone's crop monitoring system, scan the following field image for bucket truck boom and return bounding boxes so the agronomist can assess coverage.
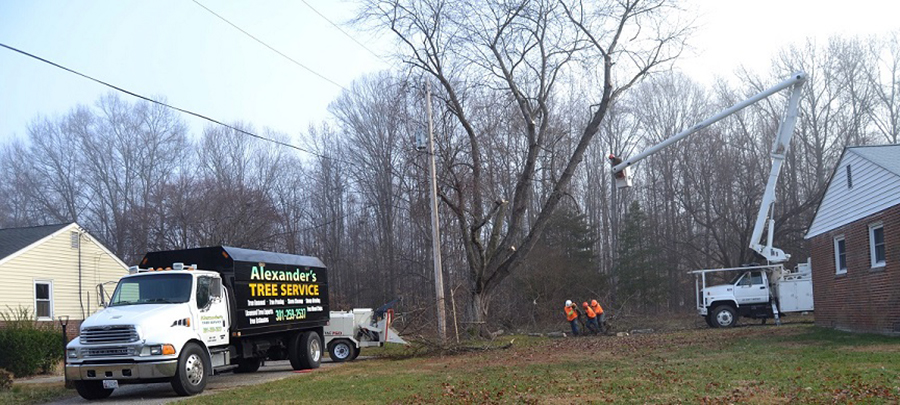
[608,72,814,328]
[610,71,807,264]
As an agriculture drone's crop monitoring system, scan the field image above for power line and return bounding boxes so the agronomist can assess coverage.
[0,41,350,166]
[298,0,388,63]
[191,0,349,92]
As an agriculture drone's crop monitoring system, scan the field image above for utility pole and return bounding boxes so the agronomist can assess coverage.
[425,80,447,342]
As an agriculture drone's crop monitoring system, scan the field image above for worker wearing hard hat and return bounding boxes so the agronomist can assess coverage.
[590,300,606,332]
[564,300,579,336]
[582,302,600,334]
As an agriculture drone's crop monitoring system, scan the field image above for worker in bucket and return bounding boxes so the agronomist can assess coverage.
[582,302,601,334]
[564,300,579,336]
[590,299,606,331]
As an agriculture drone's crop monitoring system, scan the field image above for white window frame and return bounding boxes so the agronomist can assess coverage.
[833,235,847,275]
[34,280,53,320]
[869,222,886,268]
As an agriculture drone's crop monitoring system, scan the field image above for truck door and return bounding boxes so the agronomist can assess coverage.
[196,276,230,347]
[732,271,769,304]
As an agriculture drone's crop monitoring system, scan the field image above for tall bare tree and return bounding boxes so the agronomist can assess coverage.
[360,0,690,324]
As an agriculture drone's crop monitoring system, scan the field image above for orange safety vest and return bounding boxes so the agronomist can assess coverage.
[583,305,597,318]
[591,302,603,315]
[565,306,578,321]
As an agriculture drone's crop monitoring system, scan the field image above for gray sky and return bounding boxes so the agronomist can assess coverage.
[1,0,898,146]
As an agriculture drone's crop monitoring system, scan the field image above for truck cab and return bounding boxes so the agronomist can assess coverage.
[66,264,229,399]
[699,268,773,328]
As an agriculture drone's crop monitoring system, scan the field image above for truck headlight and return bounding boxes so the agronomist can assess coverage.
[67,348,77,359]
[150,344,176,355]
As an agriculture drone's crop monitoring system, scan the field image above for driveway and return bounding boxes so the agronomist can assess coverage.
[43,359,356,404]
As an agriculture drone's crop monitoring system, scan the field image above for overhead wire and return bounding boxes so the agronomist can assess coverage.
[191,0,349,92]
[297,0,388,63]
[0,42,353,167]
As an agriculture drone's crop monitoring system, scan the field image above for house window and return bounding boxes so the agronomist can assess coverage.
[34,281,52,320]
[846,165,852,189]
[870,223,886,268]
[834,236,847,274]
[70,231,80,249]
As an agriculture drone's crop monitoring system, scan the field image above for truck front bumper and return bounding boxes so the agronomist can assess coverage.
[65,360,178,381]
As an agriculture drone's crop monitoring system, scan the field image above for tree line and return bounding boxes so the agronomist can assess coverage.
[2,0,899,335]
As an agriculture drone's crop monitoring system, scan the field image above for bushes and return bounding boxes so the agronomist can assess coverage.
[0,307,64,378]
[0,369,12,391]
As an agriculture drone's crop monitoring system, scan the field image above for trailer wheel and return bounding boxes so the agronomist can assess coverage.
[289,331,322,370]
[235,357,261,373]
[712,305,737,328]
[73,381,114,400]
[171,342,208,396]
[328,340,355,362]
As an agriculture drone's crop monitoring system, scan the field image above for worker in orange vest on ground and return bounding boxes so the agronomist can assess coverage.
[582,302,600,334]
[591,299,606,331]
[564,300,579,336]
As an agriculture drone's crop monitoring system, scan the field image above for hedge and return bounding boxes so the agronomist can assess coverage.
[0,307,63,378]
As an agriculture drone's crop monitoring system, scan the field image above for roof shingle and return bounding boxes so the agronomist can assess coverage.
[0,223,70,261]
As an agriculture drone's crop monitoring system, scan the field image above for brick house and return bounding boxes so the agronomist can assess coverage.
[805,144,900,335]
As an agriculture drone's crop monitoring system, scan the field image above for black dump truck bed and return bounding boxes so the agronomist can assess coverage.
[141,246,329,337]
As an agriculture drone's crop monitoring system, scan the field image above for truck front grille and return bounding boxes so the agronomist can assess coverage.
[80,325,139,344]
[83,346,132,357]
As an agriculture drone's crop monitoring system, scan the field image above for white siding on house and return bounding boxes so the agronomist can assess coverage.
[806,149,900,239]
[0,226,127,321]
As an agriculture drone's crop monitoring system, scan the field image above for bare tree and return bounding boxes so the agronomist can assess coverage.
[360,0,690,325]
[870,32,900,144]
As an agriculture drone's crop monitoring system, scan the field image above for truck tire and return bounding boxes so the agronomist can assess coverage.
[171,342,209,396]
[712,305,737,328]
[705,314,716,328]
[73,380,114,400]
[328,339,355,362]
[235,357,261,373]
[348,345,360,361]
[289,331,322,370]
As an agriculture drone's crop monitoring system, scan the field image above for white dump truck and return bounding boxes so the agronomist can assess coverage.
[324,307,407,362]
[65,246,329,400]
[691,261,813,327]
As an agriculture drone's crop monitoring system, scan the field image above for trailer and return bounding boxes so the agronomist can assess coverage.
[324,308,407,362]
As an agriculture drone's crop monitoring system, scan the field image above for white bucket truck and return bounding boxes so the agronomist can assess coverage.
[691,261,813,327]
[609,72,816,327]
[65,246,329,400]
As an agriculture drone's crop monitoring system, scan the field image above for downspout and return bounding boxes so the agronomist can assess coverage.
[78,230,85,320]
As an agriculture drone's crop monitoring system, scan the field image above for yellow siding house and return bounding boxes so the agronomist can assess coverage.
[0,223,127,327]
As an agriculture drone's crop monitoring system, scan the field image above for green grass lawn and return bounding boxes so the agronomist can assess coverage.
[0,382,69,405]
[182,324,900,404]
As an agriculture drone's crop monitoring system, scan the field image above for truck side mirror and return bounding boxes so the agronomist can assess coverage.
[196,277,211,309]
[210,278,222,300]
[96,283,107,307]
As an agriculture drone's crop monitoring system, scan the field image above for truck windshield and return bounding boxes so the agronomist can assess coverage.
[109,273,192,306]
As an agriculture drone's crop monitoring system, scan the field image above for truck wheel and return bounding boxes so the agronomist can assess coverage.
[73,380,114,400]
[289,331,322,370]
[712,305,737,328]
[235,357,261,373]
[171,342,208,396]
[705,314,716,328]
[328,340,354,362]
[348,346,360,361]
